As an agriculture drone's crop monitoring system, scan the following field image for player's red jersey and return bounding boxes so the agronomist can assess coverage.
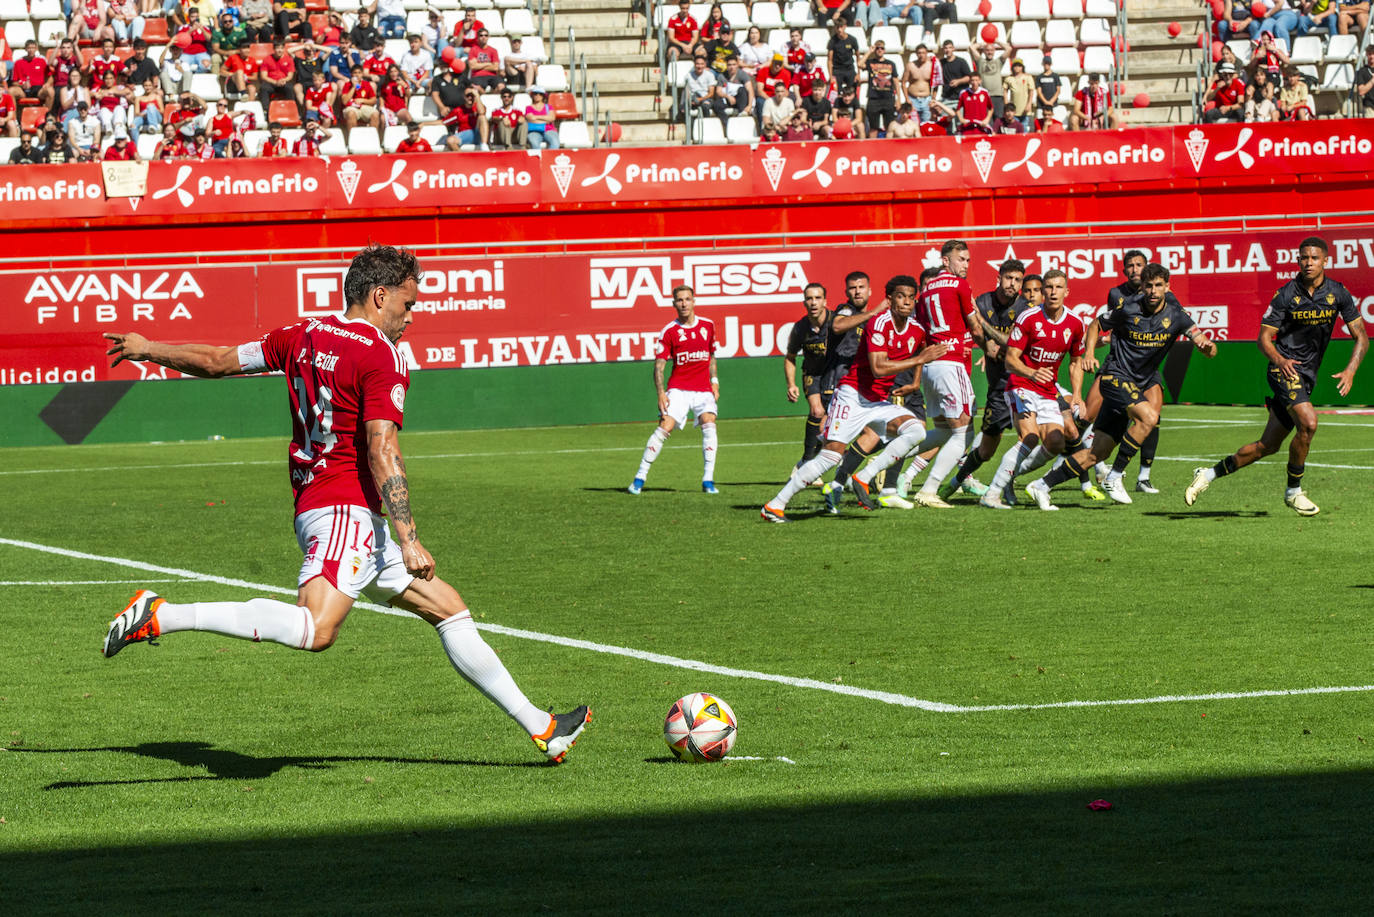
[915,270,977,371]
[654,317,716,392]
[838,309,927,401]
[253,315,410,516]
[1006,306,1085,399]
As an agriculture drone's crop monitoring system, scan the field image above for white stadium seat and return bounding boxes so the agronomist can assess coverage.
[668,59,693,86]
[503,7,535,36]
[30,0,62,17]
[493,0,525,7]
[750,3,783,29]
[383,38,409,61]
[1321,62,1354,90]
[345,130,381,155]
[0,0,29,20]
[1049,45,1080,75]
[5,20,36,47]
[1051,0,1084,17]
[558,119,593,148]
[869,25,902,51]
[986,0,1017,18]
[1227,39,1252,64]
[0,137,19,162]
[954,0,980,20]
[1043,19,1076,48]
[1009,20,1042,49]
[695,117,727,144]
[519,35,547,61]
[484,13,507,35]
[801,27,828,53]
[535,63,569,91]
[1289,35,1322,65]
[242,129,268,157]
[726,115,756,142]
[319,130,349,155]
[408,94,439,119]
[1326,33,1358,63]
[937,22,970,51]
[1079,17,1111,45]
[1084,0,1117,14]
[487,35,511,57]
[1019,0,1050,18]
[1082,45,1113,73]
[720,3,750,28]
[190,72,222,102]
[904,25,928,50]
[783,1,812,27]
[406,10,429,33]
[137,133,161,159]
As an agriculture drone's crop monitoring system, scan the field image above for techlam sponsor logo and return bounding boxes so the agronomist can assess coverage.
[297,267,347,317]
[151,164,321,207]
[1187,305,1230,342]
[0,177,102,203]
[588,252,811,310]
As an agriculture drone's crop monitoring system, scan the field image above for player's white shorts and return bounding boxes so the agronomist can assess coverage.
[921,362,977,419]
[663,388,718,428]
[1006,387,1065,428]
[822,384,915,444]
[294,504,414,601]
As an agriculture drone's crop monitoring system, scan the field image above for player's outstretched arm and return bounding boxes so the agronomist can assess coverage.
[1184,326,1218,358]
[830,299,887,334]
[1333,317,1368,397]
[104,332,244,378]
[366,418,435,581]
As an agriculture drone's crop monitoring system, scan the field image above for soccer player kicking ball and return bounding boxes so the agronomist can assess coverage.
[761,275,949,523]
[629,285,721,495]
[1028,263,1216,509]
[1186,236,1368,516]
[101,246,590,764]
[981,269,1085,510]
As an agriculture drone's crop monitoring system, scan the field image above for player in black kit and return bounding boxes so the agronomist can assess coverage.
[1029,263,1217,506]
[1186,237,1368,516]
[1102,248,1172,492]
[783,282,874,464]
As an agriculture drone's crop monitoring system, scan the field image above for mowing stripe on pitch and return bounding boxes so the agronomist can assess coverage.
[4,535,1372,716]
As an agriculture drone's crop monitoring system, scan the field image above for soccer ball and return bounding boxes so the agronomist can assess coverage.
[663,692,737,763]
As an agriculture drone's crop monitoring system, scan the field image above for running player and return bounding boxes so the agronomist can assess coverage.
[629,285,721,495]
[982,269,1085,510]
[822,271,887,510]
[888,266,949,506]
[1185,236,1367,516]
[1028,262,1216,508]
[1107,249,1168,491]
[100,245,590,764]
[762,275,949,522]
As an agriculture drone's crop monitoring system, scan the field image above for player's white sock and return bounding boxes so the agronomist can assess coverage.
[1095,461,1110,479]
[1103,469,1122,485]
[989,441,1031,491]
[1199,466,1217,484]
[1016,444,1053,476]
[1137,467,1152,482]
[700,422,717,481]
[769,449,840,509]
[635,427,670,480]
[156,598,316,649]
[436,612,550,736]
[855,421,923,486]
[897,455,929,490]
[919,425,971,494]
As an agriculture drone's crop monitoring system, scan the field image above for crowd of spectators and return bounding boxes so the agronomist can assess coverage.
[1199,28,1371,121]
[1,0,560,162]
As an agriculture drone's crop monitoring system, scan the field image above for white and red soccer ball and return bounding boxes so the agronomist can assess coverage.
[663,692,737,762]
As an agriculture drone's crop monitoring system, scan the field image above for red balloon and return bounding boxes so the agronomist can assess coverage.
[977,0,991,15]
[440,45,456,62]
[1197,32,1207,48]
[449,57,466,73]
[1250,1,1267,18]
[1211,0,1225,18]
[602,121,623,143]
[1212,38,1224,61]
[1133,92,1150,108]
[172,30,191,48]
[1167,21,1182,37]
[979,23,998,43]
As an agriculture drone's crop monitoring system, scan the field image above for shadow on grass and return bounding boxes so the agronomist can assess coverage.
[4,766,1373,913]
[1142,511,1273,519]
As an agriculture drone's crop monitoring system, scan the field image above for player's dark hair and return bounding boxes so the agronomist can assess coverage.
[671,285,694,298]
[1043,268,1067,284]
[1141,262,1170,283]
[941,239,968,257]
[885,274,919,298]
[1123,249,1147,263]
[804,282,826,297]
[999,259,1025,276]
[344,245,422,308]
[1022,273,1042,286]
[919,266,941,285]
[1298,235,1328,254]
[844,270,869,285]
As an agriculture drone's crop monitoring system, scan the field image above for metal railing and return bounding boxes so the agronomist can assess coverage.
[1116,0,1129,79]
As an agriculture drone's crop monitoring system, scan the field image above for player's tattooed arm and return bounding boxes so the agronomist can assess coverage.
[654,358,670,414]
[709,354,720,399]
[366,419,418,545]
[104,332,244,378]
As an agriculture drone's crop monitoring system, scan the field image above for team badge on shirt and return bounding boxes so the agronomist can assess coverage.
[391,384,405,411]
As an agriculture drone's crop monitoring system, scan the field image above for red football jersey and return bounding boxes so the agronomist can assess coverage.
[364,53,394,80]
[668,13,698,44]
[914,270,977,371]
[305,84,334,113]
[839,309,927,401]
[655,317,716,393]
[1006,307,1085,399]
[253,315,410,515]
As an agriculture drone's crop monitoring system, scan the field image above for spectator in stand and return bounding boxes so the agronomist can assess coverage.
[303,69,336,124]
[1245,76,1279,119]
[52,39,81,97]
[1258,0,1300,47]
[132,76,164,133]
[221,43,262,101]
[328,34,363,87]
[700,4,728,43]
[211,11,248,77]
[10,41,55,109]
[900,0,957,30]
[91,37,125,80]
[937,40,970,110]
[184,126,214,159]
[439,83,489,149]
[703,23,739,73]
[58,71,91,127]
[241,0,274,43]
[378,64,411,124]
[109,0,144,44]
[869,0,908,26]
[505,37,537,88]
[1295,0,1339,35]
[831,104,855,138]
[42,123,82,162]
[790,51,826,104]
[1001,57,1033,131]
[861,39,901,136]
[341,62,380,133]
[1202,61,1247,122]
[259,38,297,106]
[666,0,700,63]
[972,36,1010,120]
[177,8,214,73]
[902,43,934,122]
[1070,72,1114,129]
[761,76,795,133]
[784,108,814,139]
[755,53,792,121]
[69,0,115,43]
[293,41,329,110]
[1247,29,1289,82]
[524,85,558,148]
[784,29,810,73]
[1355,45,1374,116]
[371,0,407,40]
[834,82,865,135]
[293,117,331,154]
[718,54,755,119]
[400,34,434,93]
[1219,0,1261,41]
[887,101,918,136]
[422,9,447,58]
[760,121,781,142]
[223,132,249,157]
[1338,0,1370,33]
[993,104,1026,132]
[453,8,485,58]
[92,68,132,133]
[171,90,207,137]
[468,29,502,91]
[161,43,194,95]
[1034,54,1059,131]
[815,0,858,27]
[103,123,139,159]
[260,119,290,155]
[1277,64,1313,119]
[276,0,311,41]
[0,92,17,138]
[350,9,381,52]
[396,119,433,151]
[956,70,992,133]
[685,53,726,128]
[316,11,345,45]
[801,79,833,136]
[430,58,466,119]
[738,26,770,77]
[67,101,102,157]
[364,41,397,86]
[124,39,159,87]
[827,19,861,90]
[489,87,525,148]
[9,132,45,163]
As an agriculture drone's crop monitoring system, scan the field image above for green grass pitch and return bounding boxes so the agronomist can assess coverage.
[2,407,1372,913]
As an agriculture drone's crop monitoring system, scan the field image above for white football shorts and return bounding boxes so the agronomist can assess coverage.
[1006,387,1066,427]
[822,384,915,444]
[663,388,718,428]
[921,362,977,419]
[294,504,415,601]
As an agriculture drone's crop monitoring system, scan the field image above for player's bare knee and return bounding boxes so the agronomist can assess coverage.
[1044,430,1065,453]
[307,628,339,652]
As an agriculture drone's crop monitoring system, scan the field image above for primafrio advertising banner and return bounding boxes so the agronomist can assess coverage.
[5,230,1371,386]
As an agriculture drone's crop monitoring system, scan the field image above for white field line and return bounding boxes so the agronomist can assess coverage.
[0,578,193,586]
[3,536,1371,715]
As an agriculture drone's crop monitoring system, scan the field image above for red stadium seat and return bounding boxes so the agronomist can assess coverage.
[549,91,578,120]
[268,99,302,127]
[305,0,327,10]
[81,48,97,67]
[247,42,274,62]
[142,18,169,44]
[21,106,45,134]
[308,13,328,36]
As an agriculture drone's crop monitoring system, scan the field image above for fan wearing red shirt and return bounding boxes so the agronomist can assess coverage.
[395,121,432,151]
[1070,73,1115,130]
[1202,63,1247,123]
[177,8,214,73]
[363,48,395,85]
[304,70,337,123]
[293,119,332,154]
[100,245,591,765]
[221,50,261,100]
[10,41,54,107]
[466,30,501,90]
[761,275,950,522]
[207,98,236,153]
[790,58,827,102]
[154,122,186,159]
[0,93,16,137]
[341,63,379,128]
[260,121,291,156]
[379,66,410,120]
[756,55,792,109]
[627,285,722,495]
[89,39,124,86]
[103,130,139,160]
[956,71,992,133]
[51,40,80,90]
[665,0,699,61]
[986,269,1086,509]
[453,9,485,53]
